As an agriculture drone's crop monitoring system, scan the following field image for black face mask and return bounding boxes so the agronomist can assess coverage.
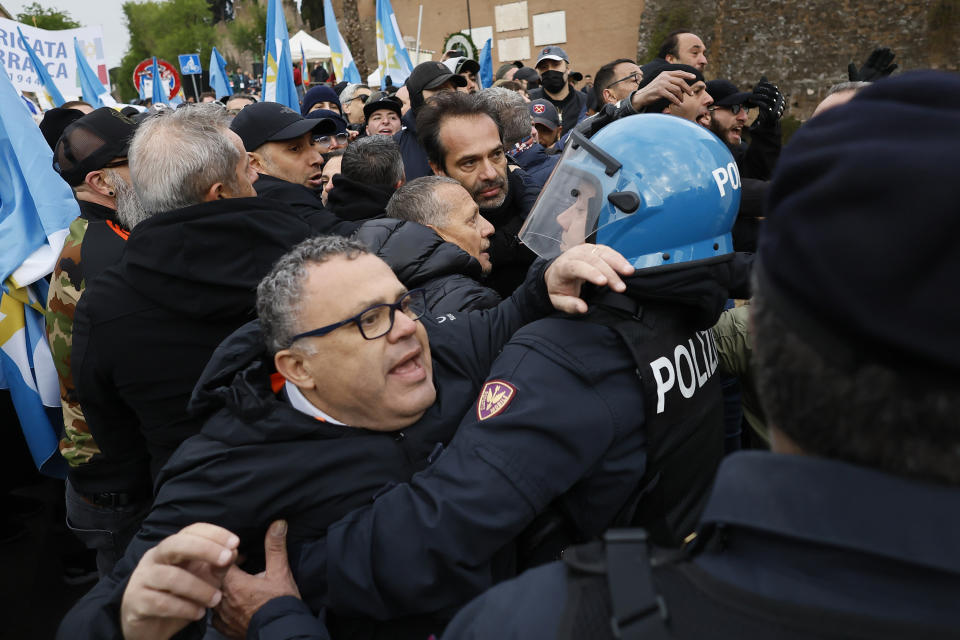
[540,70,567,94]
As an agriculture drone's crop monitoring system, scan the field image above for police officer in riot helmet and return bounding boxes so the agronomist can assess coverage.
[279,112,753,630]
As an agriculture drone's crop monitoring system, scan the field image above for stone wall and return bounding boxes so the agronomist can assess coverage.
[638,0,960,120]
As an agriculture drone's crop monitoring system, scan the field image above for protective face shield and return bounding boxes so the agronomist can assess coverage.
[520,114,741,270]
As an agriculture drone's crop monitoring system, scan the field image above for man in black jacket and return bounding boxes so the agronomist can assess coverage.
[71,104,334,511]
[59,235,634,640]
[326,135,404,222]
[417,91,540,298]
[230,102,359,236]
[526,46,588,129]
[357,175,500,313]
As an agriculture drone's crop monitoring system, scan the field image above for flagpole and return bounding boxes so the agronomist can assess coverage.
[415,4,422,65]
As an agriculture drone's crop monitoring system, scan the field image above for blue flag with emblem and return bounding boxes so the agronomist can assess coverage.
[478,38,493,89]
[17,26,65,108]
[74,38,115,108]
[375,0,414,89]
[0,66,79,477]
[209,46,234,99]
[262,0,299,109]
[150,56,168,105]
[323,0,361,84]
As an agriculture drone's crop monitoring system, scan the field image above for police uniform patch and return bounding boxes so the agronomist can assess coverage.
[476,380,517,420]
[533,104,546,114]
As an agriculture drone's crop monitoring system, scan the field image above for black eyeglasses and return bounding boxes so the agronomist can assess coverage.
[709,103,753,115]
[606,71,642,89]
[343,93,370,104]
[314,132,350,148]
[289,289,427,344]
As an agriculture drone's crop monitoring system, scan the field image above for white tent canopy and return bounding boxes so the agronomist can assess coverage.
[290,30,331,62]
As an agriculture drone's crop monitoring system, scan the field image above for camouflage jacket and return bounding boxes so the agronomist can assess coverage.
[45,201,128,468]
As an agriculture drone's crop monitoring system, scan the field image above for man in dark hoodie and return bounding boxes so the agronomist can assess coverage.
[417,91,541,298]
[396,61,466,180]
[71,104,334,504]
[230,102,359,236]
[326,135,404,222]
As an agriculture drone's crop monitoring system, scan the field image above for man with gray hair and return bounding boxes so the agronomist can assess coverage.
[357,175,500,313]
[70,103,331,541]
[60,234,635,640]
[340,83,373,125]
[326,135,405,222]
[477,87,559,188]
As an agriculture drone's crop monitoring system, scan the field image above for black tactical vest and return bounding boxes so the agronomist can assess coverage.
[586,292,725,547]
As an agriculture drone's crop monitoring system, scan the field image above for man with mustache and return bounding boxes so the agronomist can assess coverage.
[417,91,541,298]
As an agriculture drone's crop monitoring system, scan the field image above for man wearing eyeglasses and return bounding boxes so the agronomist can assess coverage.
[705,79,784,182]
[230,102,360,236]
[594,58,644,106]
[340,83,373,126]
[59,235,634,640]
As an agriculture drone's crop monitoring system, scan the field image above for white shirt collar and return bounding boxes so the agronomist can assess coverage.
[284,380,346,425]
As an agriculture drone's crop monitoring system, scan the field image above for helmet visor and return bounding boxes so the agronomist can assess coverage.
[519,141,621,259]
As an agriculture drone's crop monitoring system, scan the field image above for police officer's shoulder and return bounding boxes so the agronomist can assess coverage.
[508,316,632,380]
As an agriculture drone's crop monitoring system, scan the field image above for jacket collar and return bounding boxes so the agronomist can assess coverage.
[701,451,960,575]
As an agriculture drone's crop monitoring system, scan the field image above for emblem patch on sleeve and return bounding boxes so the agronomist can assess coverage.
[476,380,517,421]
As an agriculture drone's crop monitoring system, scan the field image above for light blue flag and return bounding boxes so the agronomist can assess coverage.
[323,0,361,84]
[375,0,414,89]
[0,66,80,477]
[262,0,299,109]
[74,38,115,108]
[17,26,65,107]
[151,57,169,105]
[478,38,493,89]
[209,46,234,99]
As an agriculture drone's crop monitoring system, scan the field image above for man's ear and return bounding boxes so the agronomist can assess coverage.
[84,169,114,197]
[665,54,678,65]
[602,88,617,105]
[204,181,226,201]
[248,150,266,174]
[429,161,445,176]
[275,349,316,391]
[424,223,449,243]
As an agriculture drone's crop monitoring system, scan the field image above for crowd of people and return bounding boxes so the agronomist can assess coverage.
[14,26,957,639]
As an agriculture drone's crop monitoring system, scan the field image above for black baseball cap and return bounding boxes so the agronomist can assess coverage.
[40,107,85,151]
[53,108,136,187]
[706,79,754,107]
[363,92,403,121]
[406,61,467,98]
[230,102,337,151]
[443,56,480,76]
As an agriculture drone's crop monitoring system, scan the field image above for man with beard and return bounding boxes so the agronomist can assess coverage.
[46,108,149,577]
[706,78,784,181]
[230,102,359,235]
[417,91,541,297]
[527,46,588,129]
[443,56,481,94]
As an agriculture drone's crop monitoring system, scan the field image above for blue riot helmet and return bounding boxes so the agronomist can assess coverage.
[519,114,741,269]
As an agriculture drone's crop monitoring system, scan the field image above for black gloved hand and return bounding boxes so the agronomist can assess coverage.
[847,47,898,82]
[749,76,784,127]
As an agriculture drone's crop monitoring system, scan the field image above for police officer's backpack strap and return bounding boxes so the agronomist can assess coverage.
[604,529,670,640]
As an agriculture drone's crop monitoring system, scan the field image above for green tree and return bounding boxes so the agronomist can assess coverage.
[223,0,268,61]
[15,2,82,29]
[117,0,218,101]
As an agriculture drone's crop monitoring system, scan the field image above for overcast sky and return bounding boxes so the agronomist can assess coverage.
[4,0,130,67]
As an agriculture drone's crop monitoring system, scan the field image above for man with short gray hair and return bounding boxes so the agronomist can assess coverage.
[71,103,331,525]
[327,135,405,222]
[357,175,500,313]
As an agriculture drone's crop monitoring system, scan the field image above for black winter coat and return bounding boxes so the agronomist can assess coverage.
[327,174,395,222]
[58,259,556,640]
[254,173,361,236]
[395,110,433,180]
[72,197,331,487]
[355,219,501,314]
